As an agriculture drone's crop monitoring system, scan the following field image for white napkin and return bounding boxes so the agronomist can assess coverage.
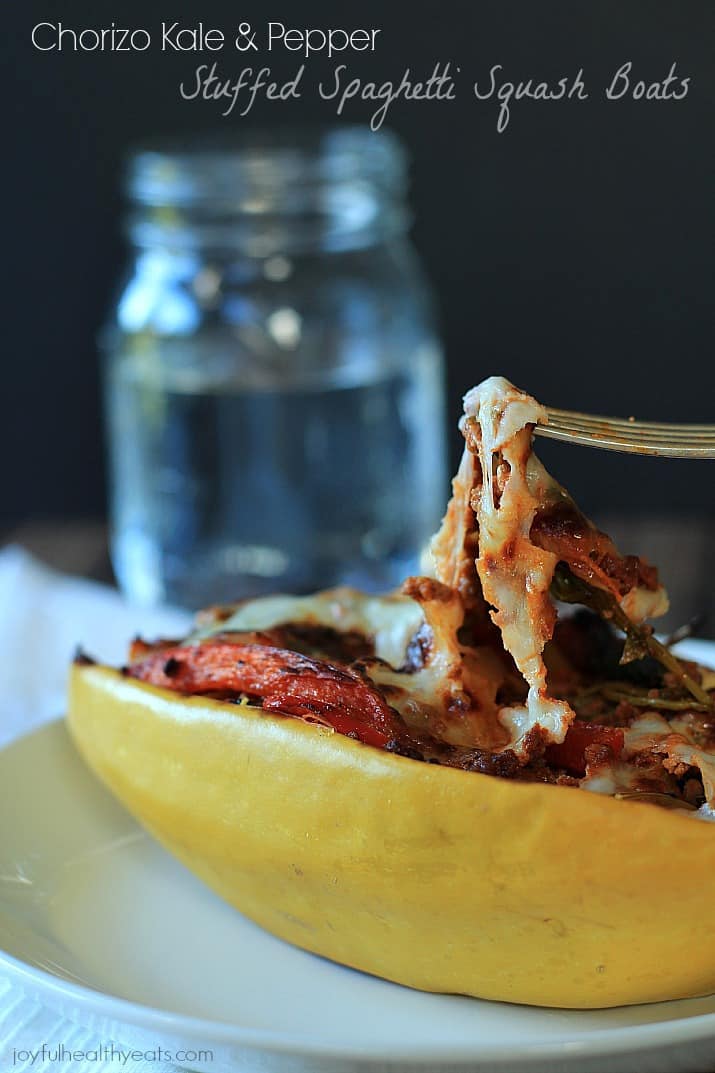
[0,545,191,748]
[0,546,193,1073]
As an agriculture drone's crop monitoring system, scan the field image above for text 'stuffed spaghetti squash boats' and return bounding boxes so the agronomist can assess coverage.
[69,377,715,1008]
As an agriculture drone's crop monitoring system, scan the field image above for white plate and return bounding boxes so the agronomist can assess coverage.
[2,638,715,1073]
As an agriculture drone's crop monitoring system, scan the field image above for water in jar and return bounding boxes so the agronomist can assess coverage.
[107,337,446,608]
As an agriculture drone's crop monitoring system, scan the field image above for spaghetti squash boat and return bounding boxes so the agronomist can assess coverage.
[68,376,715,1008]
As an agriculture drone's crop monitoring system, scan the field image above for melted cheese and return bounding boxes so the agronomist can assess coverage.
[429,446,479,592]
[620,585,669,623]
[365,581,508,749]
[194,588,423,670]
[580,711,715,808]
[623,712,674,753]
[462,377,573,753]
[665,714,715,803]
[581,713,677,796]
[580,765,627,797]
[663,740,715,802]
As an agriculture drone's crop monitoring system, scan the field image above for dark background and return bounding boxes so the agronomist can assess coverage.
[2,0,713,528]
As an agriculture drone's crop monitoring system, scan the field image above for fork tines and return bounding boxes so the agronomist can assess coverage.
[534,407,715,458]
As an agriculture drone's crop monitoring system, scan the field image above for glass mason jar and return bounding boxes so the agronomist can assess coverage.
[102,127,447,609]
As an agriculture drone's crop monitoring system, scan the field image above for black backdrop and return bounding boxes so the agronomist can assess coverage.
[2,0,713,525]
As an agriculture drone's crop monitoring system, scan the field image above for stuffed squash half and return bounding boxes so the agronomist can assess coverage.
[68,376,715,1008]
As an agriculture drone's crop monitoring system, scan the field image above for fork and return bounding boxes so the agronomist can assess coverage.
[534,407,715,458]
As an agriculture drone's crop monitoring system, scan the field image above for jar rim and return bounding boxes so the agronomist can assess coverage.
[125,125,408,209]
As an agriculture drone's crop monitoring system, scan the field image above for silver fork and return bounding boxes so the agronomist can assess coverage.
[534,407,715,458]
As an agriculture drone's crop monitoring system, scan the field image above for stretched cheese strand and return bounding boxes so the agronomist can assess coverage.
[429,446,480,596]
[462,377,574,753]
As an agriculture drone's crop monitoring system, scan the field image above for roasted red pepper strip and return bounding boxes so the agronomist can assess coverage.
[127,642,399,749]
[545,720,625,777]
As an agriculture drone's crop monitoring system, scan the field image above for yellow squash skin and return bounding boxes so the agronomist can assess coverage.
[68,663,715,1009]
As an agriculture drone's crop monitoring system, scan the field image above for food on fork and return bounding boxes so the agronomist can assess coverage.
[69,376,715,1008]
